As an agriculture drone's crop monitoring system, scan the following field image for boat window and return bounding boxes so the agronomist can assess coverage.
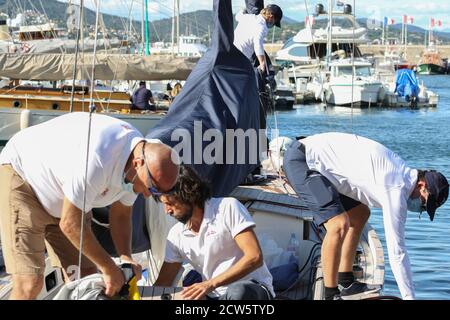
[355,66,371,76]
[288,46,308,57]
[337,66,353,76]
[282,38,294,49]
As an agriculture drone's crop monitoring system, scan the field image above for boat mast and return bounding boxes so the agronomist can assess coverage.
[429,19,433,47]
[404,18,408,59]
[144,0,150,56]
[127,0,134,43]
[69,0,84,113]
[89,0,101,110]
[326,0,333,67]
[176,0,180,55]
[171,0,175,56]
[141,0,145,55]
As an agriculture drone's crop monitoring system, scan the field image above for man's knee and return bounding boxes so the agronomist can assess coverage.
[347,204,370,229]
[325,213,350,240]
[11,274,44,299]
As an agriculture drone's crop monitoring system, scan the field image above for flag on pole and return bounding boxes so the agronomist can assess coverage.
[431,18,435,28]
[389,18,395,25]
[438,20,443,27]
[384,17,388,26]
[305,15,315,28]
[403,15,408,24]
[409,16,414,24]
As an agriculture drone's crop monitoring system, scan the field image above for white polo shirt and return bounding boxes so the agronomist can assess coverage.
[165,197,275,298]
[233,11,268,60]
[0,112,146,218]
[301,132,418,300]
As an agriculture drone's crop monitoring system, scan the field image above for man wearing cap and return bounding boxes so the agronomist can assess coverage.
[0,112,179,299]
[282,132,449,300]
[233,3,283,73]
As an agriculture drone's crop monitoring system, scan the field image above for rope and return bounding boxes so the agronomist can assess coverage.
[76,0,101,300]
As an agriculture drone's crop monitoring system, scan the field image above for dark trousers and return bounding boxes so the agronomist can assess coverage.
[219,280,273,300]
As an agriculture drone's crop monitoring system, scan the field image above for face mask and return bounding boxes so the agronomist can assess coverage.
[121,165,140,195]
[407,197,423,213]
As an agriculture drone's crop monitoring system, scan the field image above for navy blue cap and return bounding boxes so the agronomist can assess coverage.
[424,170,449,221]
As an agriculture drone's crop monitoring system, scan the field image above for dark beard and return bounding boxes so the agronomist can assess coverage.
[176,205,193,224]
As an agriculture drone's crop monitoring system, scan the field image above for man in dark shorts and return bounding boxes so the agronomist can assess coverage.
[283,132,449,300]
[131,81,156,111]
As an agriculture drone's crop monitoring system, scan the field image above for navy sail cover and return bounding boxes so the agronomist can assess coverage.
[147,0,263,196]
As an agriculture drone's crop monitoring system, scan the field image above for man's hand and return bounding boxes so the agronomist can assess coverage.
[181,280,215,300]
[120,255,143,281]
[258,64,267,74]
[102,263,126,297]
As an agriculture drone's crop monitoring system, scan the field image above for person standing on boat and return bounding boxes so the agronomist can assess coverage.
[282,132,449,300]
[233,3,283,74]
[154,166,275,300]
[131,81,156,111]
[0,112,179,299]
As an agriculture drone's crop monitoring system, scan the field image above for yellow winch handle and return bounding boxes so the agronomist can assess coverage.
[128,276,141,300]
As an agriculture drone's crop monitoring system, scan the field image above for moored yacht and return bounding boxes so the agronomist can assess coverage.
[322,58,383,107]
[276,3,368,82]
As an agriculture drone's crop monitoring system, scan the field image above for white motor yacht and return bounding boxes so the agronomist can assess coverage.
[276,4,369,82]
[322,59,383,107]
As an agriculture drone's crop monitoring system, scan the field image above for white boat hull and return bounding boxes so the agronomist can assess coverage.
[326,82,382,107]
[0,108,164,147]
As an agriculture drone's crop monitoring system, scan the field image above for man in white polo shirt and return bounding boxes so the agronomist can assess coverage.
[0,112,179,299]
[233,3,283,74]
[282,132,449,300]
[154,166,274,300]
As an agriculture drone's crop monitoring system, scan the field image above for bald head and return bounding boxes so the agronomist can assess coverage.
[144,142,180,193]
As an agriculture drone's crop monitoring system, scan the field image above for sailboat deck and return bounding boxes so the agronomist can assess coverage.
[231,175,314,221]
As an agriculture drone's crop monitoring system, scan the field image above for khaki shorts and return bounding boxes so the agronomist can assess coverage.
[0,164,96,275]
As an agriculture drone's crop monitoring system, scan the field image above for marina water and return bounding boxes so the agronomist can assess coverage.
[268,75,450,300]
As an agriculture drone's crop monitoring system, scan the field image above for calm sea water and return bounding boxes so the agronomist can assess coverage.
[268,75,450,300]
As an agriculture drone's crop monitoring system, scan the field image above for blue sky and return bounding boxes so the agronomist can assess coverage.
[60,0,450,30]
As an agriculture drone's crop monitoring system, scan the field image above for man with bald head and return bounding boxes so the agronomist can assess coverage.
[0,112,179,299]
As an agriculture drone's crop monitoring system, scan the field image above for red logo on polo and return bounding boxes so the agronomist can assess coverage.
[205,230,217,237]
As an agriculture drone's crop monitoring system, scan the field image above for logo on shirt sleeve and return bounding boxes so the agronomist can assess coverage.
[121,124,132,131]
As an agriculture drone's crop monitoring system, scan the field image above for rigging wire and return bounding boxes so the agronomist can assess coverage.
[36,0,66,54]
[76,0,101,300]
